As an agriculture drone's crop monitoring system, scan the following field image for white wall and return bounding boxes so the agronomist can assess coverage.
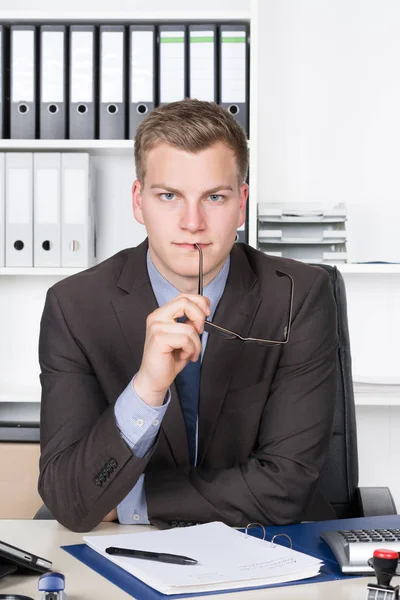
[257,0,400,263]
[256,0,400,509]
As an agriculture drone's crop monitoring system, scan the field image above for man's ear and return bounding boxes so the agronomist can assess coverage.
[237,183,249,228]
[132,179,145,225]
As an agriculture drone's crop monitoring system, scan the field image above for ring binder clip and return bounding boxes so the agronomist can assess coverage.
[271,533,293,549]
[244,523,266,541]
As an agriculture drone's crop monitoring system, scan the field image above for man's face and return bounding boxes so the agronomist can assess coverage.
[132,142,248,293]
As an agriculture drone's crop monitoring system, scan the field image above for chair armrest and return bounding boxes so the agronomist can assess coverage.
[357,487,397,516]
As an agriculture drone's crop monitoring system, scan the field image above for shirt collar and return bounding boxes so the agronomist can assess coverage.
[146,250,230,319]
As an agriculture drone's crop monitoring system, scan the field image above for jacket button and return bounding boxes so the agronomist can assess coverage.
[109,458,118,469]
[94,477,102,487]
[99,473,106,483]
[105,463,114,473]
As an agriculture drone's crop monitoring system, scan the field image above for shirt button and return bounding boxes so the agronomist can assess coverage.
[152,419,159,426]
[133,514,140,521]
[136,419,144,427]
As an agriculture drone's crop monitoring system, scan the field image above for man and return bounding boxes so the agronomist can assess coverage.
[38,99,338,533]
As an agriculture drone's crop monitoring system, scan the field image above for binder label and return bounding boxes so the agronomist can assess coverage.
[71,31,94,103]
[131,31,154,103]
[101,31,124,103]
[7,169,31,224]
[42,32,64,103]
[190,31,215,101]
[12,30,34,102]
[221,30,246,103]
[36,169,60,224]
[63,168,87,225]
[160,31,185,103]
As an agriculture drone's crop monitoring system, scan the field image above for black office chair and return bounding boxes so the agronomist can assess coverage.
[34,503,53,519]
[316,263,396,518]
[35,264,397,521]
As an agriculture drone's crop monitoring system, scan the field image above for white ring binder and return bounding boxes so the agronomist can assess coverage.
[244,522,266,540]
[244,523,293,549]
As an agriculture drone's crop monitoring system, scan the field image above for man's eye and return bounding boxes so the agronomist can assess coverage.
[160,193,176,201]
[209,195,223,202]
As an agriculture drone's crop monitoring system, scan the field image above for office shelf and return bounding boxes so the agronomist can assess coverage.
[0,267,85,276]
[0,11,251,22]
[336,264,400,274]
[355,395,400,407]
[0,386,41,404]
[0,139,250,153]
[0,139,134,156]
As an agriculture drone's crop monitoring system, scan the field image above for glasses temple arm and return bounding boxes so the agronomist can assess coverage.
[195,244,203,295]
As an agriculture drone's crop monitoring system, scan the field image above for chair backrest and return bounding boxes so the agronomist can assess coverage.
[35,264,360,521]
[315,264,359,518]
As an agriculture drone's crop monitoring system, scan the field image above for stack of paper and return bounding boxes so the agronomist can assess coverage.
[84,521,322,595]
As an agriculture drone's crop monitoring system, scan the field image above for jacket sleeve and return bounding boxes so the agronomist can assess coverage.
[145,269,338,528]
[38,287,153,532]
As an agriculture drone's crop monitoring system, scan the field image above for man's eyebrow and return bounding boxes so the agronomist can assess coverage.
[150,184,182,195]
[202,185,234,194]
[150,184,234,195]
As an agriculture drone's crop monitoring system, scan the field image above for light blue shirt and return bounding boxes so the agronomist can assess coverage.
[114,250,230,524]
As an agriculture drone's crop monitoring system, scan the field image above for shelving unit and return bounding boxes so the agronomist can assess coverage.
[0,2,253,407]
[0,10,251,21]
[337,264,400,274]
[0,140,134,155]
[0,385,41,404]
[0,267,85,276]
[354,395,400,407]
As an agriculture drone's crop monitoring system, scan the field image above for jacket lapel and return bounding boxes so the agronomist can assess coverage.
[197,246,292,465]
[111,241,189,466]
[110,242,291,468]
[197,245,261,464]
[111,241,156,374]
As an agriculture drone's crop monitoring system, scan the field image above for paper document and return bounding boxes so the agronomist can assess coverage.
[84,521,322,595]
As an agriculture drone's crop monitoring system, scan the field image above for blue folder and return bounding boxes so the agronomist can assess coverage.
[63,516,396,599]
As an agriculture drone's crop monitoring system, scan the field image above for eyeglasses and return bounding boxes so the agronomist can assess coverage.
[195,243,294,346]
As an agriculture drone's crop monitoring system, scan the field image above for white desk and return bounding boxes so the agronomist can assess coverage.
[0,520,393,599]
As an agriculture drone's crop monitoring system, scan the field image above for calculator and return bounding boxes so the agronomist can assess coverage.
[321,528,400,573]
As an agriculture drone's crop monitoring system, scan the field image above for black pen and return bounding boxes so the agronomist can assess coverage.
[105,547,198,565]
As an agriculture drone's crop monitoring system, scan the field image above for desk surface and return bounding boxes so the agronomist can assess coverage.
[0,520,392,600]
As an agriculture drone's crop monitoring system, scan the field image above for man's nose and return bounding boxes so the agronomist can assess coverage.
[180,202,206,232]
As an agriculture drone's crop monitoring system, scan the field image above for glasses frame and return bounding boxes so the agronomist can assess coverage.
[195,244,294,346]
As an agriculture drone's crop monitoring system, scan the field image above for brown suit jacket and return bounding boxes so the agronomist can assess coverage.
[38,240,338,532]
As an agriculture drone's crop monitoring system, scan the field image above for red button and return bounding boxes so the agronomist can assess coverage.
[373,549,399,559]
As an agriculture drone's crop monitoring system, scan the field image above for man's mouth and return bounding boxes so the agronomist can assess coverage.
[174,243,210,249]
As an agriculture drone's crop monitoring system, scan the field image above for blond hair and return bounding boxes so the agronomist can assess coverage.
[134,99,248,186]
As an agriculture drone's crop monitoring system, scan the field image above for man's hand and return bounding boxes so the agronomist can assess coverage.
[134,294,210,407]
[103,508,118,522]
